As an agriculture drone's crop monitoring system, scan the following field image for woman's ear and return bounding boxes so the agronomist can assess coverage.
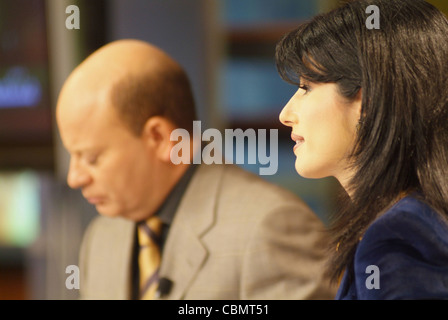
[141,116,176,162]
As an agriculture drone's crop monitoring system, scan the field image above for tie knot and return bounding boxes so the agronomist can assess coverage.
[138,216,163,247]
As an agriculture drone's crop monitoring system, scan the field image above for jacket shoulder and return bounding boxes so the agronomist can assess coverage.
[219,164,311,207]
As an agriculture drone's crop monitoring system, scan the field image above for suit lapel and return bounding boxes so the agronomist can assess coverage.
[85,217,135,299]
[113,220,136,299]
[158,164,225,299]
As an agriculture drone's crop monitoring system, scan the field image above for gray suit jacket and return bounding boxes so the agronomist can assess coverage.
[79,164,336,299]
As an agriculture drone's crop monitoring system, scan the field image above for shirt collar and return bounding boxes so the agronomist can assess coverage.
[155,164,198,225]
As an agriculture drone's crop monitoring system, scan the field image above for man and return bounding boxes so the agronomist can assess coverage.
[56,39,336,300]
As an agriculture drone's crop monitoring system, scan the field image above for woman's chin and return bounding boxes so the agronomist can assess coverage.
[294,162,325,180]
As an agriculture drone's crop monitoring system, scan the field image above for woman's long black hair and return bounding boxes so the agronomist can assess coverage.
[276,0,448,283]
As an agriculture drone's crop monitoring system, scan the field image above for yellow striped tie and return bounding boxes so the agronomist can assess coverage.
[138,216,163,300]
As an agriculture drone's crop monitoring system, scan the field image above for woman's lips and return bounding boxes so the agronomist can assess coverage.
[291,133,305,151]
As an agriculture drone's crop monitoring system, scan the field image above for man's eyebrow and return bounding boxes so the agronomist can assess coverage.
[70,147,103,156]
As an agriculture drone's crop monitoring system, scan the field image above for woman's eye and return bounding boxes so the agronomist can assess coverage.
[298,85,310,94]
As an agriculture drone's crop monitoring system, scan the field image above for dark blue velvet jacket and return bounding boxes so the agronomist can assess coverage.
[336,195,448,300]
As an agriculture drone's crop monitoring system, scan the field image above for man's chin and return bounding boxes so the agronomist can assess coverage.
[94,205,144,221]
[94,204,121,218]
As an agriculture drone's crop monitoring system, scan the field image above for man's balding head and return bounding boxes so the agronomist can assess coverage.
[58,39,197,136]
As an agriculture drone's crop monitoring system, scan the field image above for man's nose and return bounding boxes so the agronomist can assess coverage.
[67,159,92,189]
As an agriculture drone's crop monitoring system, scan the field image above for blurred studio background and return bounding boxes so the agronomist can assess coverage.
[0,0,447,300]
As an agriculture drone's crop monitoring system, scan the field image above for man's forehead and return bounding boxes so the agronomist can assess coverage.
[58,74,114,120]
[58,90,117,141]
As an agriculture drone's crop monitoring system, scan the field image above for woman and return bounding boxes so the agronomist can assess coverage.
[276,0,448,299]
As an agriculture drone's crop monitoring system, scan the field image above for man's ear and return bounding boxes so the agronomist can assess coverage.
[141,116,176,162]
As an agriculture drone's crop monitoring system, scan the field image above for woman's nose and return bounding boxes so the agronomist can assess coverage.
[279,98,297,127]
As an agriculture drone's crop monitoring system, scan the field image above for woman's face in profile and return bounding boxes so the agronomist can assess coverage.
[279,80,361,188]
